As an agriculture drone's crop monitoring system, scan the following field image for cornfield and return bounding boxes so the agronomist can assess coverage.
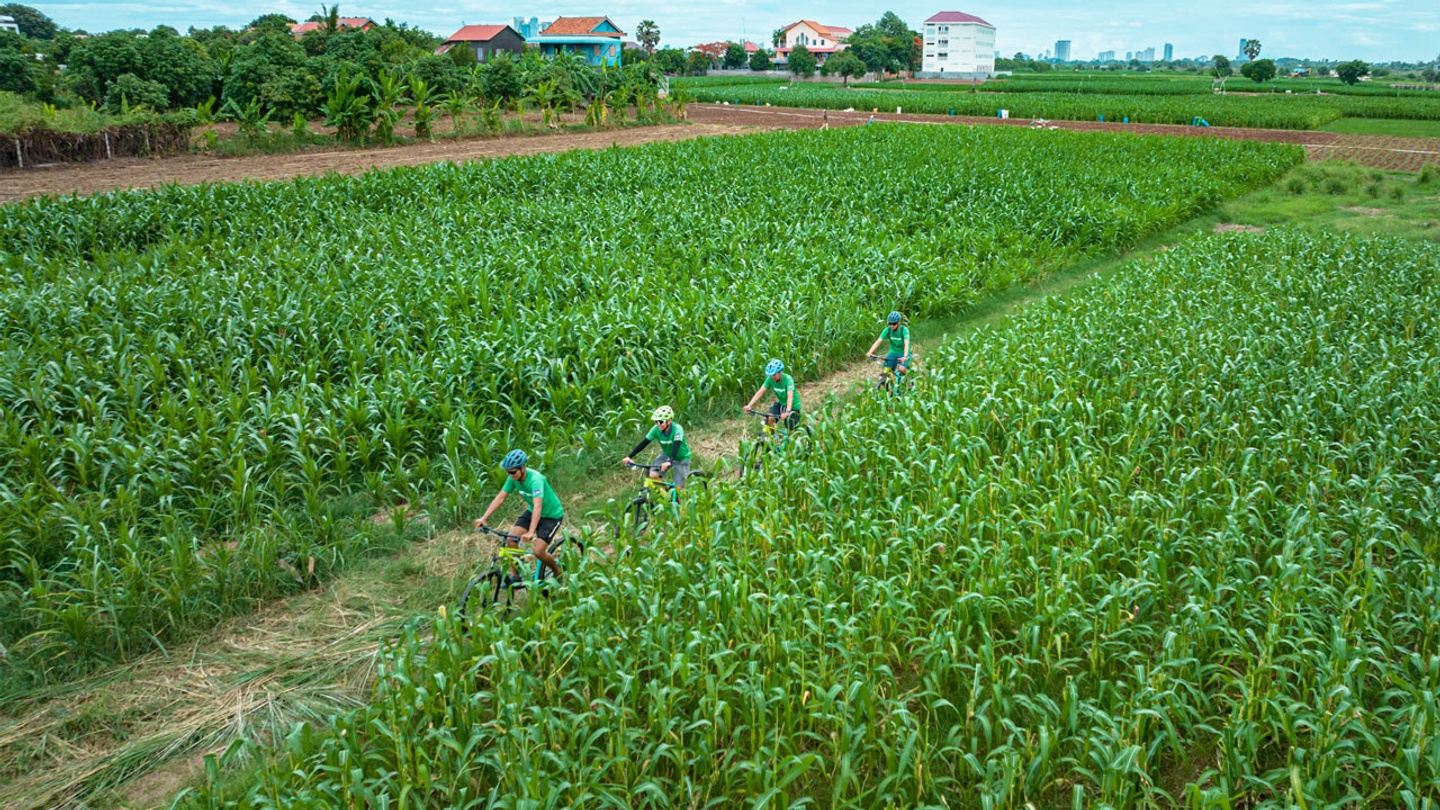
[686,82,1440,129]
[0,126,1300,681]
[187,228,1440,808]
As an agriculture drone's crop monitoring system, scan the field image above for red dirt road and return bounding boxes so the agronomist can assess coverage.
[690,104,1440,171]
[3,108,1436,205]
[0,123,753,204]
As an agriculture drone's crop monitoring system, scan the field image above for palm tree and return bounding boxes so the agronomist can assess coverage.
[636,20,660,54]
[1244,39,1262,61]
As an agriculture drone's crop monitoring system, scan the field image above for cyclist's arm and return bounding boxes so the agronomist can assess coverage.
[526,496,543,536]
[745,386,766,410]
[784,386,794,414]
[475,490,507,527]
[904,334,911,359]
[866,337,883,357]
[626,437,651,460]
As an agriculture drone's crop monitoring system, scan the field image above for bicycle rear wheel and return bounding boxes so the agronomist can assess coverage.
[784,425,814,458]
[739,440,770,480]
[614,498,651,538]
[685,472,710,490]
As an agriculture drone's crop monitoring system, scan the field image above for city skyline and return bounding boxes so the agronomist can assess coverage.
[26,0,1440,62]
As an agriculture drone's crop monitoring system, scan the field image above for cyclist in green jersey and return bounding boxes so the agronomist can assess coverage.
[623,405,695,489]
[744,359,801,429]
[866,311,912,377]
[474,449,565,580]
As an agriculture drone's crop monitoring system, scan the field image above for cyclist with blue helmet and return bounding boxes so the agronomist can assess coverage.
[474,449,565,580]
[866,311,912,378]
[744,359,801,429]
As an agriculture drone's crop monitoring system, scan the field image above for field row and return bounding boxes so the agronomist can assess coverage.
[188,227,1440,807]
[682,80,1440,129]
[0,126,1302,682]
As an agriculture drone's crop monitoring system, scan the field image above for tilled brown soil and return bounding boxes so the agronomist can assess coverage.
[689,104,1440,171]
[0,123,754,204]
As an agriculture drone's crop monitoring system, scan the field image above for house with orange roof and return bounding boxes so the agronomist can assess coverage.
[537,16,626,66]
[290,16,375,37]
[775,20,851,65]
[437,24,526,62]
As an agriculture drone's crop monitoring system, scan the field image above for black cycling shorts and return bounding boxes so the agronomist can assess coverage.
[513,512,563,542]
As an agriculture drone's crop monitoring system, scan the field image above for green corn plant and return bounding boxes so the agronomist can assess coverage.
[440,91,470,133]
[0,125,1304,687]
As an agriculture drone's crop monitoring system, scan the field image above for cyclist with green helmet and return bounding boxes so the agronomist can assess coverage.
[474,449,565,580]
[744,359,801,429]
[866,311,912,377]
[623,405,695,489]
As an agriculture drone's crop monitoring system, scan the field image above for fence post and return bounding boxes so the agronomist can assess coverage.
[104,131,113,160]
[13,138,21,169]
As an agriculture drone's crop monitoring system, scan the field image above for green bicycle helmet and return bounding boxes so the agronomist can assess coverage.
[765,359,784,376]
[651,405,675,422]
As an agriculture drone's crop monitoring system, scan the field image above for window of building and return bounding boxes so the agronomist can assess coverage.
[939,25,949,33]
[937,52,948,59]
[938,39,948,46]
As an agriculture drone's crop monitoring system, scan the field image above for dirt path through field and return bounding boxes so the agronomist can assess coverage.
[0,217,1145,809]
[0,124,754,204]
[689,104,1440,171]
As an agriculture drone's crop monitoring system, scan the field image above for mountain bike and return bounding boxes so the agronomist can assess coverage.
[614,461,710,539]
[739,408,814,479]
[457,525,584,620]
[868,353,916,396]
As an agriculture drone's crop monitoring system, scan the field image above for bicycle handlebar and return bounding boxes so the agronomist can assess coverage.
[475,525,524,543]
[625,460,670,472]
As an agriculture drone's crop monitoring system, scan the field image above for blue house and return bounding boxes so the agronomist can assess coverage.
[537,16,626,66]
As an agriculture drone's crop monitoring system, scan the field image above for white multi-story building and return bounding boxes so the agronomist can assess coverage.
[0,15,20,34]
[919,11,995,78]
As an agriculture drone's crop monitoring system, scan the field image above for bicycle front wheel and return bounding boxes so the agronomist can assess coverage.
[616,498,651,538]
[458,571,505,621]
[739,440,770,480]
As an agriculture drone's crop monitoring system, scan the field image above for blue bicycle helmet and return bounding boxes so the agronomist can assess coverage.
[500,449,527,471]
[887,311,902,325]
[764,359,784,376]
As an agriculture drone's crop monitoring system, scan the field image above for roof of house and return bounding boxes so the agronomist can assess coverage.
[780,19,851,39]
[443,24,517,43]
[924,11,993,26]
[541,16,625,38]
[291,17,375,35]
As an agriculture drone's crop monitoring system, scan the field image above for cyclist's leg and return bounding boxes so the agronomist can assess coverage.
[661,455,690,491]
[766,401,783,427]
[508,513,532,579]
[532,517,563,579]
[784,408,801,430]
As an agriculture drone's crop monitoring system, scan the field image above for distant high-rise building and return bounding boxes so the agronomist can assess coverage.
[1163,42,1173,61]
[1125,50,1133,60]
[1054,39,1071,62]
[1137,46,1155,62]
[1238,38,1249,60]
[1098,49,1115,62]
[513,16,543,39]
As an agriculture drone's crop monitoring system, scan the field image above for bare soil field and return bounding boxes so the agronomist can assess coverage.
[690,104,1440,170]
[0,123,753,204]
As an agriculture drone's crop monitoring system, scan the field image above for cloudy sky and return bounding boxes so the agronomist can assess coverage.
[33,0,1440,61]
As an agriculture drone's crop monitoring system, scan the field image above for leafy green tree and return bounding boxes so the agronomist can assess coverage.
[410,53,464,96]
[480,51,521,103]
[723,42,746,69]
[654,47,686,74]
[223,31,306,108]
[104,72,170,111]
[685,49,713,76]
[246,14,296,37]
[0,4,57,39]
[748,48,772,72]
[1212,54,1232,78]
[788,44,816,78]
[636,20,660,54]
[846,11,917,77]
[825,49,866,86]
[1239,58,1276,83]
[64,32,144,104]
[1336,60,1369,85]
[0,31,37,93]
[260,68,323,117]
[138,26,221,107]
